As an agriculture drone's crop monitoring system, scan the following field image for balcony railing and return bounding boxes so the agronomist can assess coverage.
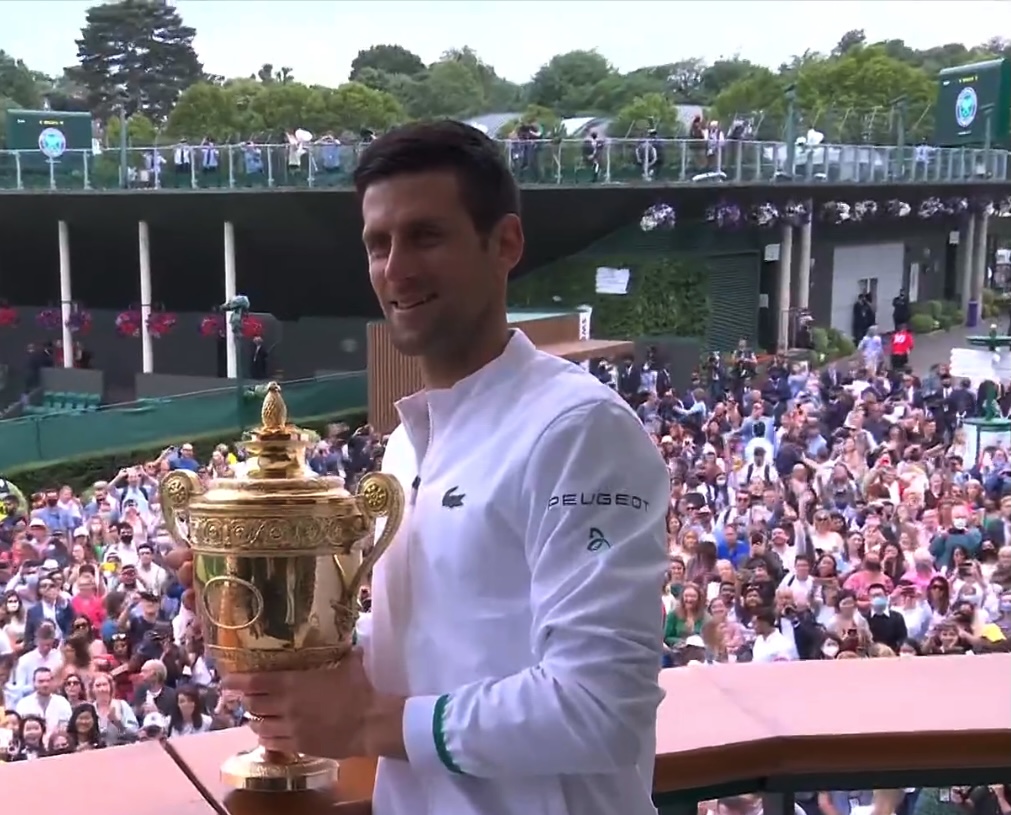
[1,139,1009,191]
[4,654,1008,814]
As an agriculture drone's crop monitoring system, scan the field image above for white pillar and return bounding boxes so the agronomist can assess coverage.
[961,215,976,314]
[223,220,238,379]
[57,220,74,369]
[973,212,990,321]
[138,221,154,374]
[795,204,813,310]
[777,223,794,352]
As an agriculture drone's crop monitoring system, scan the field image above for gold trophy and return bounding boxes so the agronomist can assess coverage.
[160,382,404,792]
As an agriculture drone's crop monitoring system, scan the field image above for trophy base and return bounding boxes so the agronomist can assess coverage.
[220,746,339,792]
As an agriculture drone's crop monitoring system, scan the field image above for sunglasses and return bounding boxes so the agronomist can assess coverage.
[38,583,54,591]
[64,679,81,686]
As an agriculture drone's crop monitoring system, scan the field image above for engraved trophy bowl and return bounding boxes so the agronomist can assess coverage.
[159,382,403,792]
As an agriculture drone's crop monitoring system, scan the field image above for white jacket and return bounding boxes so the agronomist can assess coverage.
[363,330,669,815]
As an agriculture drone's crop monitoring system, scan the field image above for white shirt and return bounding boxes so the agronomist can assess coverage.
[752,629,797,663]
[16,692,72,732]
[366,331,669,815]
[137,562,167,595]
[12,647,64,697]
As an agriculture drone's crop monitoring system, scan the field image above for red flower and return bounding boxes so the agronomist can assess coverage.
[148,312,177,339]
[200,314,225,337]
[0,307,17,328]
[240,315,263,339]
[116,310,142,338]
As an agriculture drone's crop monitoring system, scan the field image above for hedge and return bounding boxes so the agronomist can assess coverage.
[6,408,367,495]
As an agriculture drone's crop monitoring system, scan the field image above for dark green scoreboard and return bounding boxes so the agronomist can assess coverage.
[4,109,93,152]
[935,58,1011,148]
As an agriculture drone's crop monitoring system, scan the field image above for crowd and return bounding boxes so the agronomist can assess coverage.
[607,344,1011,667]
[610,341,1011,814]
[0,420,383,761]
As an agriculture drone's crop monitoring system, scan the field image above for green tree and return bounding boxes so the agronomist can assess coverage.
[495,105,562,138]
[68,0,204,122]
[255,63,296,85]
[405,59,485,119]
[610,93,686,138]
[528,50,615,115]
[349,45,426,82]
[0,51,44,109]
[167,79,403,141]
[710,67,787,137]
[105,111,158,146]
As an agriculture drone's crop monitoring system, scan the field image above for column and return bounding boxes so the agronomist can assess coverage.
[138,221,154,373]
[777,222,794,352]
[57,220,74,368]
[795,203,813,310]
[972,212,990,327]
[961,215,976,321]
[223,220,238,379]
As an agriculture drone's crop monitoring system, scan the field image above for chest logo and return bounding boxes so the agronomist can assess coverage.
[442,486,465,509]
[587,527,611,551]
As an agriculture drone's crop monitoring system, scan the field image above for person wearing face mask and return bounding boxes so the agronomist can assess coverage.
[863,583,907,651]
[994,590,1011,638]
[30,491,78,537]
[930,506,982,569]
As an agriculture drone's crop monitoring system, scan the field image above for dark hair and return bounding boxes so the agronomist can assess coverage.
[353,120,520,237]
[67,703,104,750]
[170,685,209,734]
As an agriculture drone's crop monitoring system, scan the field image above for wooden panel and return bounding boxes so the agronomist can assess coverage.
[366,316,584,434]
[366,321,421,435]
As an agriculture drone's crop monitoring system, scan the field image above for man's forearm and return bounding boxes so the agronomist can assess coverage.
[365,694,408,761]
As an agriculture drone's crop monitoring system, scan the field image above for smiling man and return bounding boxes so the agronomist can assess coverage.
[235,121,670,815]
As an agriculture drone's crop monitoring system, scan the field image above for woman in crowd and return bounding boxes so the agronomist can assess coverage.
[91,671,139,745]
[67,702,105,751]
[11,714,46,761]
[167,685,212,737]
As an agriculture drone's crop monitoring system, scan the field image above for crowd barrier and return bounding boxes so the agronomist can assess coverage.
[1,139,1008,191]
[5,655,1008,815]
[0,371,367,472]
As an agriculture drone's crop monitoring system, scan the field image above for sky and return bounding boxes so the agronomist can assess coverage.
[3,0,1009,85]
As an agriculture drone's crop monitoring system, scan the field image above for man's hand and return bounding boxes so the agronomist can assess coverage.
[224,649,407,762]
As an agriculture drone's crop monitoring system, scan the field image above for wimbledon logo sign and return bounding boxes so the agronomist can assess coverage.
[955,87,978,129]
[38,127,67,159]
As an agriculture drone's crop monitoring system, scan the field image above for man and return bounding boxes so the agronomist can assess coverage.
[864,583,908,651]
[135,543,167,595]
[15,665,72,732]
[23,573,73,648]
[11,622,63,700]
[250,335,269,379]
[231,121,669,815]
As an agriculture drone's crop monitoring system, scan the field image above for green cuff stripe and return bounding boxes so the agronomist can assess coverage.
[432,694,464,775]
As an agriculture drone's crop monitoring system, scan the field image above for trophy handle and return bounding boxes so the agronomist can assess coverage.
[349,472,404,598]
[158,470,205,549]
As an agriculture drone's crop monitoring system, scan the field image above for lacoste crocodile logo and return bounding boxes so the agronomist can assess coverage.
[442,487,465,509]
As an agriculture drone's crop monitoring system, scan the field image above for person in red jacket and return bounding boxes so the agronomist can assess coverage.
[890,323,914,371]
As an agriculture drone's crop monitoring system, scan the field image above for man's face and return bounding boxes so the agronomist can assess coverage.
[142,598,159,618]
[34,669,53,696]
[2,497,17,515]
[77,574,95,594]
[120,566,136,585]
[37,634,54,655]
[362,170,523,358]
[38,578,58,603]
[140,548,153,566]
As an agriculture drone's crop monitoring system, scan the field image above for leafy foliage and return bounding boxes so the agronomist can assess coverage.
[66,0,204,122]
[1,14,1009,146]
[508,256,710,339]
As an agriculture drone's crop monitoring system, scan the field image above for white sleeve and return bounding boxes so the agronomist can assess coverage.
[403,400,669,778]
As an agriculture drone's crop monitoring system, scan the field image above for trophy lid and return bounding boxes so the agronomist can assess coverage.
[243,382,310,480]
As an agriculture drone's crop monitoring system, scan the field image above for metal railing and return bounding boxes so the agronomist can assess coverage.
[1,139,1008,191]
[0,370,367,472]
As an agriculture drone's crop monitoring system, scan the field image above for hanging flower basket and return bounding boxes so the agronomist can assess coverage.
[201,313,262,339]
[239,315,263,339]
[37,308,61,331]
[0,301,17,328]
[148,311,177,338]
[116,309,142,338]
[67,307,92,335]
[200,314,225,338]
